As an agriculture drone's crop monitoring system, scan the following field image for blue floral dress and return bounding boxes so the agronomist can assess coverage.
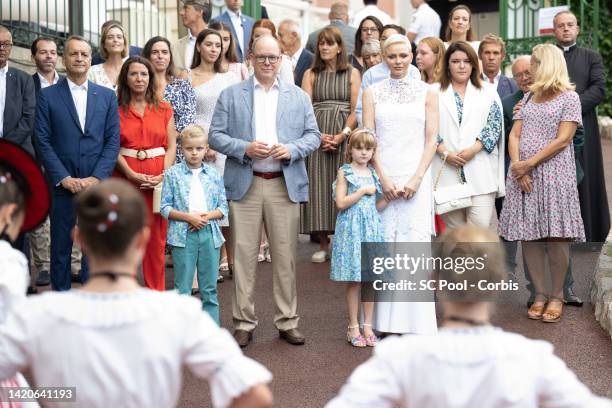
[330,164,384,282]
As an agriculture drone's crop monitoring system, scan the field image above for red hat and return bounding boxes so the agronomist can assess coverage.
[0,140,51,232]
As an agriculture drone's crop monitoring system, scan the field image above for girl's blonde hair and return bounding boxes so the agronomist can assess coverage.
[530,43,574,96]
[180,124,208,146]
[418,36,445,83]
[345,129,377,164]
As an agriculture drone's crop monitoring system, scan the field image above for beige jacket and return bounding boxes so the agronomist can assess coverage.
[171,35,191,73]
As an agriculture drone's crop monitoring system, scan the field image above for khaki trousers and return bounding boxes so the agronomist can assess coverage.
[229,176,300,331]
[28,217,81,274]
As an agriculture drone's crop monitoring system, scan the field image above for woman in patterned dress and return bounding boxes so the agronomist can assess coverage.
[499,44,585,323]
[301,26,360,263]
[114,57,178,290]
[142,36,197,163]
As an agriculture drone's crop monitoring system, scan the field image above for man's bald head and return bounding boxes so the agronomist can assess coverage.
[511,55,532,93]
[278,19,302,54]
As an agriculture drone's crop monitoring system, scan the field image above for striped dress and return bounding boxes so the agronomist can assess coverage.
[300,69,351,234]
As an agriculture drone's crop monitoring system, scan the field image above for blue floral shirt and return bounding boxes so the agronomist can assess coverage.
[437,91,502,153]
[160,162,228,248]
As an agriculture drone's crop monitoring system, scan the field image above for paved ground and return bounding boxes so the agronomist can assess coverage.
[174,138,612,407]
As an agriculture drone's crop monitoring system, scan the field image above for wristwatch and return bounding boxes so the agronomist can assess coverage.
[441,150,449,161]
[342,127,352,137]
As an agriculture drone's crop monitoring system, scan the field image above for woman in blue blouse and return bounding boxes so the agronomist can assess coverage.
[142,36,197,163]
[432,41,505,228]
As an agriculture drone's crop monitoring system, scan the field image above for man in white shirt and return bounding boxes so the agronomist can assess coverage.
[351,0,393,27]
[278,19,314,88]
[209,36,320,348]
[172,0,211,73]
[478,34,518,99]
[408,0,442,43]
[211,0,256,63]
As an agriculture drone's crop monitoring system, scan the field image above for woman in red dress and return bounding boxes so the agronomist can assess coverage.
[115,56,177,290]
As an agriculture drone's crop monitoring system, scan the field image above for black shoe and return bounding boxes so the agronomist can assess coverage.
[71,273,81,283]
[191,288,200,296]
[564,288,583,307]
[27,286,38,295]
[35,270,51,286]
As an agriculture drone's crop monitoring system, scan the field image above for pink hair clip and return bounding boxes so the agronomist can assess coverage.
[0,172,13,184]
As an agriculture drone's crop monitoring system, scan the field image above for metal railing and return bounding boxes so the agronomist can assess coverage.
[1,0,178,52]
[500,0,601,56]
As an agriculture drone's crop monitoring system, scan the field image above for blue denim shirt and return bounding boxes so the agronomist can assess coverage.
[160,162,228,248]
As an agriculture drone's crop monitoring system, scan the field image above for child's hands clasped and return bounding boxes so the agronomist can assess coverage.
[187,212,209,231]
[360,185,377,196]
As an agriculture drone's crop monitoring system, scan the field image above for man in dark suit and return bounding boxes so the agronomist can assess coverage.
[31,37,64,96]
[478,34,518,99]
[0,26,35,155]
[211,0,255,63]
[278,19,314,88]
[306,2,356,55]
[554,11,608,247]
[35,36,120,291]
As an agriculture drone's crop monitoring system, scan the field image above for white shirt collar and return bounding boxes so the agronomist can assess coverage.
[188,30,197,41]
[290,47,304,62]
[561,43,576,52]
[482,71,501,83]
[38,70,60,85]
[254,76,280,91]
[67,77,88,91]
[0,64,8,76]
[227,9,241,19]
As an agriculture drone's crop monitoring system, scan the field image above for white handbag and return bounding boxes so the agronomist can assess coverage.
[433,154,474,215]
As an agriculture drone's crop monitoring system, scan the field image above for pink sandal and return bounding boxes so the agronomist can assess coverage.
[363,324,378,347]
[346,325,366,348]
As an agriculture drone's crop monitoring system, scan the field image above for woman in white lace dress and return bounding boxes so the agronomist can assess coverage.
[362,35,439,335]
[179,29,240,279]
[88,21,129,91]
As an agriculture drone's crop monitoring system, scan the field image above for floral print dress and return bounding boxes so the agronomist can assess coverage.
[330,164,384,282]
[499,91,585,241]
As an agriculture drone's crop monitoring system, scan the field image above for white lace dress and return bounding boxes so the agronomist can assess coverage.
[371,76,437,335]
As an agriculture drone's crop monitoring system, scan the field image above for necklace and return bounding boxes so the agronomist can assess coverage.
[89,271,135,282]
[444,315,489,326]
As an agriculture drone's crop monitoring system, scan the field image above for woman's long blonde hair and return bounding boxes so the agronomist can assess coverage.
[530,43,575,96]
[418,37,445,83]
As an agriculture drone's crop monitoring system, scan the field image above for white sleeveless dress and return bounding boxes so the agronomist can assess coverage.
[371,76,437,335]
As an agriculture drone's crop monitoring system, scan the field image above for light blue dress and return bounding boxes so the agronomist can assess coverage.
[330,164,384,282]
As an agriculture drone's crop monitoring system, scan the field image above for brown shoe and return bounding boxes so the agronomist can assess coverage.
[279,328,305,345]
[233,330,253,348]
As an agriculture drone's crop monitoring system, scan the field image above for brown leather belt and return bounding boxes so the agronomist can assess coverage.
[253,171,283,179]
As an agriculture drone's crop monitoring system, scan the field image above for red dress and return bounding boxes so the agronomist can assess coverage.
[116,102,173,290]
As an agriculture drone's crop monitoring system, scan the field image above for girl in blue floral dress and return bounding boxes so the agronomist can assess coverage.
[331,129,387,348]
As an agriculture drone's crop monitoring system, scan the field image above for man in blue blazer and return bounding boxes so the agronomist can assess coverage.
[0,27,36,156]
[211,0,255,63]
[478,34,518,99]
[35,36,120,291]
[278,19,314,88]
[210,36,320,348]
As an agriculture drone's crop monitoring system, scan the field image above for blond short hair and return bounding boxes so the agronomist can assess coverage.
[478,33,506,56]
[382,34,411,55]
[99,22,128,60]
[180,125,208,146]
[530,43,574,96]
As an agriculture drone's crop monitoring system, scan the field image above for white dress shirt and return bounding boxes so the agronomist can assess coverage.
[66,77,88,131]
[289,47,304,70]
[351,5,393,27]
[482,71,501,87]
[253,77,281,172]
[409,3,442,43]
[188,167,208,213]
[228,10,245,57]
[38,70,60,89]
[0,64,7,138]
[185,30,197,70]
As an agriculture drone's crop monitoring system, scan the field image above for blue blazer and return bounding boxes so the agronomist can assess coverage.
[497,75,519,100]
[209,77,320,203]
[211,11,255,63]
[294,49,314,88]
[34,79,120,193]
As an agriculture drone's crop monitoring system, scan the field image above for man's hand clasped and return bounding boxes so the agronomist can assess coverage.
[246,141,291,160]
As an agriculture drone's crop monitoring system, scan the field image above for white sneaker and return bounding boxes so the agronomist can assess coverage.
[311,250,328,263]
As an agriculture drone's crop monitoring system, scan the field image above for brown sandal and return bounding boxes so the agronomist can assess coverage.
[527,294,547,320]
[542,297,563,323]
